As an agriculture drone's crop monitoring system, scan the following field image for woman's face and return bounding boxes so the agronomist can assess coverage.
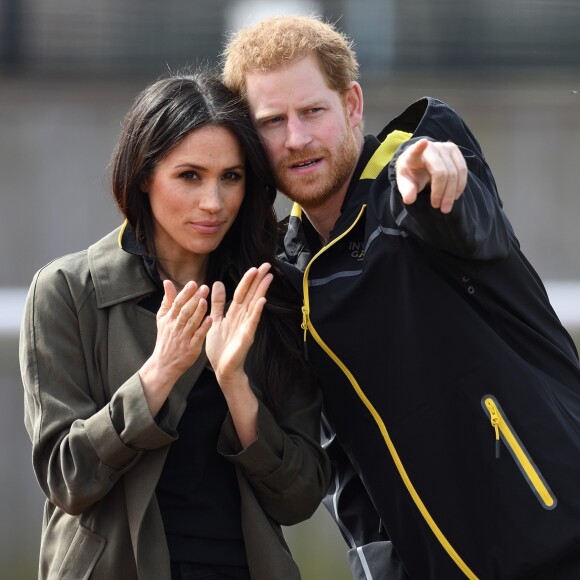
[144,125,246,272]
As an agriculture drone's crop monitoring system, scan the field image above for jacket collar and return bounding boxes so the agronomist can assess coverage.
[336,134,381,219]
[88,223,157,309]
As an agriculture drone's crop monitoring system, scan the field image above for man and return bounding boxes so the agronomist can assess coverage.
[222,15,580,580]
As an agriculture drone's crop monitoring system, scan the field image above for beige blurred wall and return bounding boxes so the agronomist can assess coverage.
[2,1,579,577]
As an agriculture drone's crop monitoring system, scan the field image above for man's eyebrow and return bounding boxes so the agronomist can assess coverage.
[253,100,328,122]
[253,110,282,122]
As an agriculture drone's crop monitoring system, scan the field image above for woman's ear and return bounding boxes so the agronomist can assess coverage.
[140,176,149,194]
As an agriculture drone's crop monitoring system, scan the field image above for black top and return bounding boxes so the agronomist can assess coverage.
[122,225,247,567]
[156,362,247,566]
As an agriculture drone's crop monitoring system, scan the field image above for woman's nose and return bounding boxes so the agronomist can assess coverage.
[197,183,223,212]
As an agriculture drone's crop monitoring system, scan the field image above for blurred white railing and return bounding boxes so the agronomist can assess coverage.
[1,288,28,338]
[1,283,578,338]
[546,281,580,330]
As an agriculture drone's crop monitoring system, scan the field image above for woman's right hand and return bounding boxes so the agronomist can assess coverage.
[139,280,212,416]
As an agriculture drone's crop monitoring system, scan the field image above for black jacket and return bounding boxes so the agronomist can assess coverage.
[278,97,580,579]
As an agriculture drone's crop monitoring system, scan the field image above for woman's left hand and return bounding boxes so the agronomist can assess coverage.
[206,263,273,447]
[206,263,273,390]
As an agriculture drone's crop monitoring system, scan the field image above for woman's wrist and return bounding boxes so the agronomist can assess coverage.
[219,374,259,447]
[138,358,179,416]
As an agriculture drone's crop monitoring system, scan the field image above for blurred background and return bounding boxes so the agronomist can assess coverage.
[1,0,579,578]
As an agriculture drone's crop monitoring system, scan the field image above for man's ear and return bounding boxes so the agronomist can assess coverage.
[345,81,364,129]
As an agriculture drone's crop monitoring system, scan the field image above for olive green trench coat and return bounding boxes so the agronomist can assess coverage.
[20,227,330,580]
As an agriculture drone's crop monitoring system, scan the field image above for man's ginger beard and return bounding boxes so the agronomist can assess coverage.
[273,123,360,211]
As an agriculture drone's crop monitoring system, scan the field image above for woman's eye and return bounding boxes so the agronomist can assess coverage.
[180,171,198,180]
[223,171,243,181]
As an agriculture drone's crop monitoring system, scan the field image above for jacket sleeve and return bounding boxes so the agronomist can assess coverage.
[217,381,331,527]
[387,131,513,261]
[321,417,410,580]
[20,264,175,516]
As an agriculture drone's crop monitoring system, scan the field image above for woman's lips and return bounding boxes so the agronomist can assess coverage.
[189,220,225,234]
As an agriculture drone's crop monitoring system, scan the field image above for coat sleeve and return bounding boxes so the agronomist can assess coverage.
[386,127,513,262]
[217,381,331,527]
[20,264,175,516]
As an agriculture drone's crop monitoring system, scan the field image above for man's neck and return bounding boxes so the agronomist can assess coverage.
[292,133,365,242]
[302,144,364,243]
[302,193,345,244]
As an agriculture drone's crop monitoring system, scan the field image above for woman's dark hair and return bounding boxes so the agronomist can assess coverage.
[111,68,277,285]
[111,69,312,408]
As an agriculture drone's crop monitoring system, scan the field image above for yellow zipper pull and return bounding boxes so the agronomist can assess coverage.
[301,305,309,360]
[486,399,501,459]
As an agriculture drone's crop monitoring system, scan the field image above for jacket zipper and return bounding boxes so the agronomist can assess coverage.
[301,204,479,580]
[482,395,557,510]
[301,205,367,359]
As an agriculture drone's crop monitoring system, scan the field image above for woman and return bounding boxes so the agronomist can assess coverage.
[20,70,330,580]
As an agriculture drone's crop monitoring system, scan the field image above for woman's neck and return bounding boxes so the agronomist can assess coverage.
[157,257,208,289]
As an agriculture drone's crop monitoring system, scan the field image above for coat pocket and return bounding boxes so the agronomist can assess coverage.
[481,394,557,510]
[56,524,105,580]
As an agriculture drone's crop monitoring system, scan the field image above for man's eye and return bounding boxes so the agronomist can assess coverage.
[262,116,282,127]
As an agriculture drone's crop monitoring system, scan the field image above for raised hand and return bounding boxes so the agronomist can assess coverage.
[395,138,467,214]
[206,263,273,389]
[205,263,274,448]
[139,280,211,416]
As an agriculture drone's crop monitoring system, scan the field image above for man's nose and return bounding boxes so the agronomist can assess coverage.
[284,117,312,150]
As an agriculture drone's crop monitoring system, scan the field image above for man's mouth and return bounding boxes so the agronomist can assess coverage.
[290,158,321,169]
